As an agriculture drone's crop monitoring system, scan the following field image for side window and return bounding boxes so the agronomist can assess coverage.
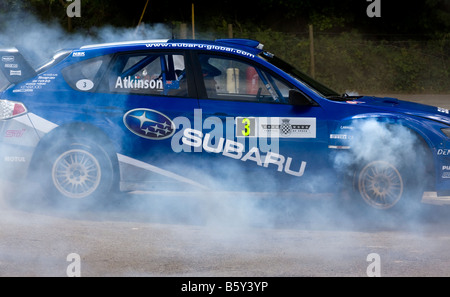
[62,55,112,91]
[198,54,294,103]
[108,53,187,97]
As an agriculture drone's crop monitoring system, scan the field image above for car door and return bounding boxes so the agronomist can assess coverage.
[192,52,334,193]
[96,50,205,191]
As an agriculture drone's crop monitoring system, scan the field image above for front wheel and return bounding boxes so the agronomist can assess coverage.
[355,160,404,210]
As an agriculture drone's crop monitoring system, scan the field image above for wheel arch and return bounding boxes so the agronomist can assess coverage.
[382,117,436,189]
[335,115,437,211]
[343,114,436,173]
[27,122,120,186]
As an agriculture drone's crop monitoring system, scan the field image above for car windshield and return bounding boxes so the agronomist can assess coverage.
[260,52,340,98]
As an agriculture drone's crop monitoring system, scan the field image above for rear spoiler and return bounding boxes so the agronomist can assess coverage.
[0,48,37,84]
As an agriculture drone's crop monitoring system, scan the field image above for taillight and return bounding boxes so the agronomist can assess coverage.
[0,100,27,119]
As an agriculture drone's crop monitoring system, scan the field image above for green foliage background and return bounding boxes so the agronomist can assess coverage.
[1,0,449,94]
[236,30,450,94]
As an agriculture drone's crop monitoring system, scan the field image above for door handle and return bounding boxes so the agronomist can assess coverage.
[213,112,229,116]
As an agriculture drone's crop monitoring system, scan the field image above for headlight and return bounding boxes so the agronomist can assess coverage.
[441,127,450,138]
[0,100,27,119]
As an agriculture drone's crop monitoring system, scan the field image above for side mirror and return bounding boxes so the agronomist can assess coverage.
[289,89,316,106]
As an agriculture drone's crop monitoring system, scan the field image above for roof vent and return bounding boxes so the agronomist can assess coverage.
[215,38,263,50]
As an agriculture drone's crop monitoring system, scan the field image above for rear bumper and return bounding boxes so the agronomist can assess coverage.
[422,192,450,205]
[0,113,43,180]
[0,144,34,181]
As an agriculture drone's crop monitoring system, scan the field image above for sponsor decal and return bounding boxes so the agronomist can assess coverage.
[236,117,316,138]
[260,117,316,138]
[76,79,94,91]
[328,145,350,150]
[1,56,14,62]
[13,73,57,92]
[170,109,280,154]
[340,125,354,130]
[4,156,25,162]
[442,165,450,170]
[182,128,307,177]
[4,63,18,68]
[9,70,21,76]
[437,149,450,156]
[438,107,449,114]
[443,172,450,179]
[115,76,163,90]
[330,134,351,139]
[72,51,85,57]
[123,109,175,140]
[12,89,33,93]
[145,42,255,58]
[4,129,25,137]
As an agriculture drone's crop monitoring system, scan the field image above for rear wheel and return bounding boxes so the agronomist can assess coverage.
[52,147,103,199]
[34,138,118,207]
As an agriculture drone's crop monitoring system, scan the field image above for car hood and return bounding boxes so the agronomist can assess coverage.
[349,96,450,125]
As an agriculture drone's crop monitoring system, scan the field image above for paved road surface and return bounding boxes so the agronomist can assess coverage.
[2,181,450,277]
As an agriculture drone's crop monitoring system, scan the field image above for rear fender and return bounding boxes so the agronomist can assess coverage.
[28,122,120,183]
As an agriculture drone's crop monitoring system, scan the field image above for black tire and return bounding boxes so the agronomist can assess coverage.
[350,147,433,217]
[337,122,434,217]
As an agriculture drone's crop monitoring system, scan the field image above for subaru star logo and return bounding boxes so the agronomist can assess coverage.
[123,108,175,140]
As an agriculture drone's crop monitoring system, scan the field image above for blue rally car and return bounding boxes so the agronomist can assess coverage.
[0,38,448,212]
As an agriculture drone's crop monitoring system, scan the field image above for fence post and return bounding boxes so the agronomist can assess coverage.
[228,23,233,38]
[180,23,187,39]
[309,24,315,78]
[191,3,195,39]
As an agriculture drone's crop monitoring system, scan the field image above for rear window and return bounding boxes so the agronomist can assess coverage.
[61,55,112,92]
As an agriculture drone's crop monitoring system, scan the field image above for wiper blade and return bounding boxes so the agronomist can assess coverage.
[326,93,362,101]
[326,95,346,100]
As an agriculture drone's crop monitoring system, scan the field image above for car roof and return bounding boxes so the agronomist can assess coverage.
[76,38,264,57]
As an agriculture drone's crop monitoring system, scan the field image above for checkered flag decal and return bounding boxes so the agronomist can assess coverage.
[281,119,291,135]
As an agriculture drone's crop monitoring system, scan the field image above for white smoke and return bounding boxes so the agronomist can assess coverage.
[0,7,438,226]
[0,4,448,277]
[345,90,359,96]
[333,119,420,170]
[0,9,172,69]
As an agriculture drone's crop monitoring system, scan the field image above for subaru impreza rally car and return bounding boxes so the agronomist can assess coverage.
[0,38,449,211]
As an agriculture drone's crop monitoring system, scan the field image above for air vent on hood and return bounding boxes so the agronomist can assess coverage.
[382,98,399,105]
